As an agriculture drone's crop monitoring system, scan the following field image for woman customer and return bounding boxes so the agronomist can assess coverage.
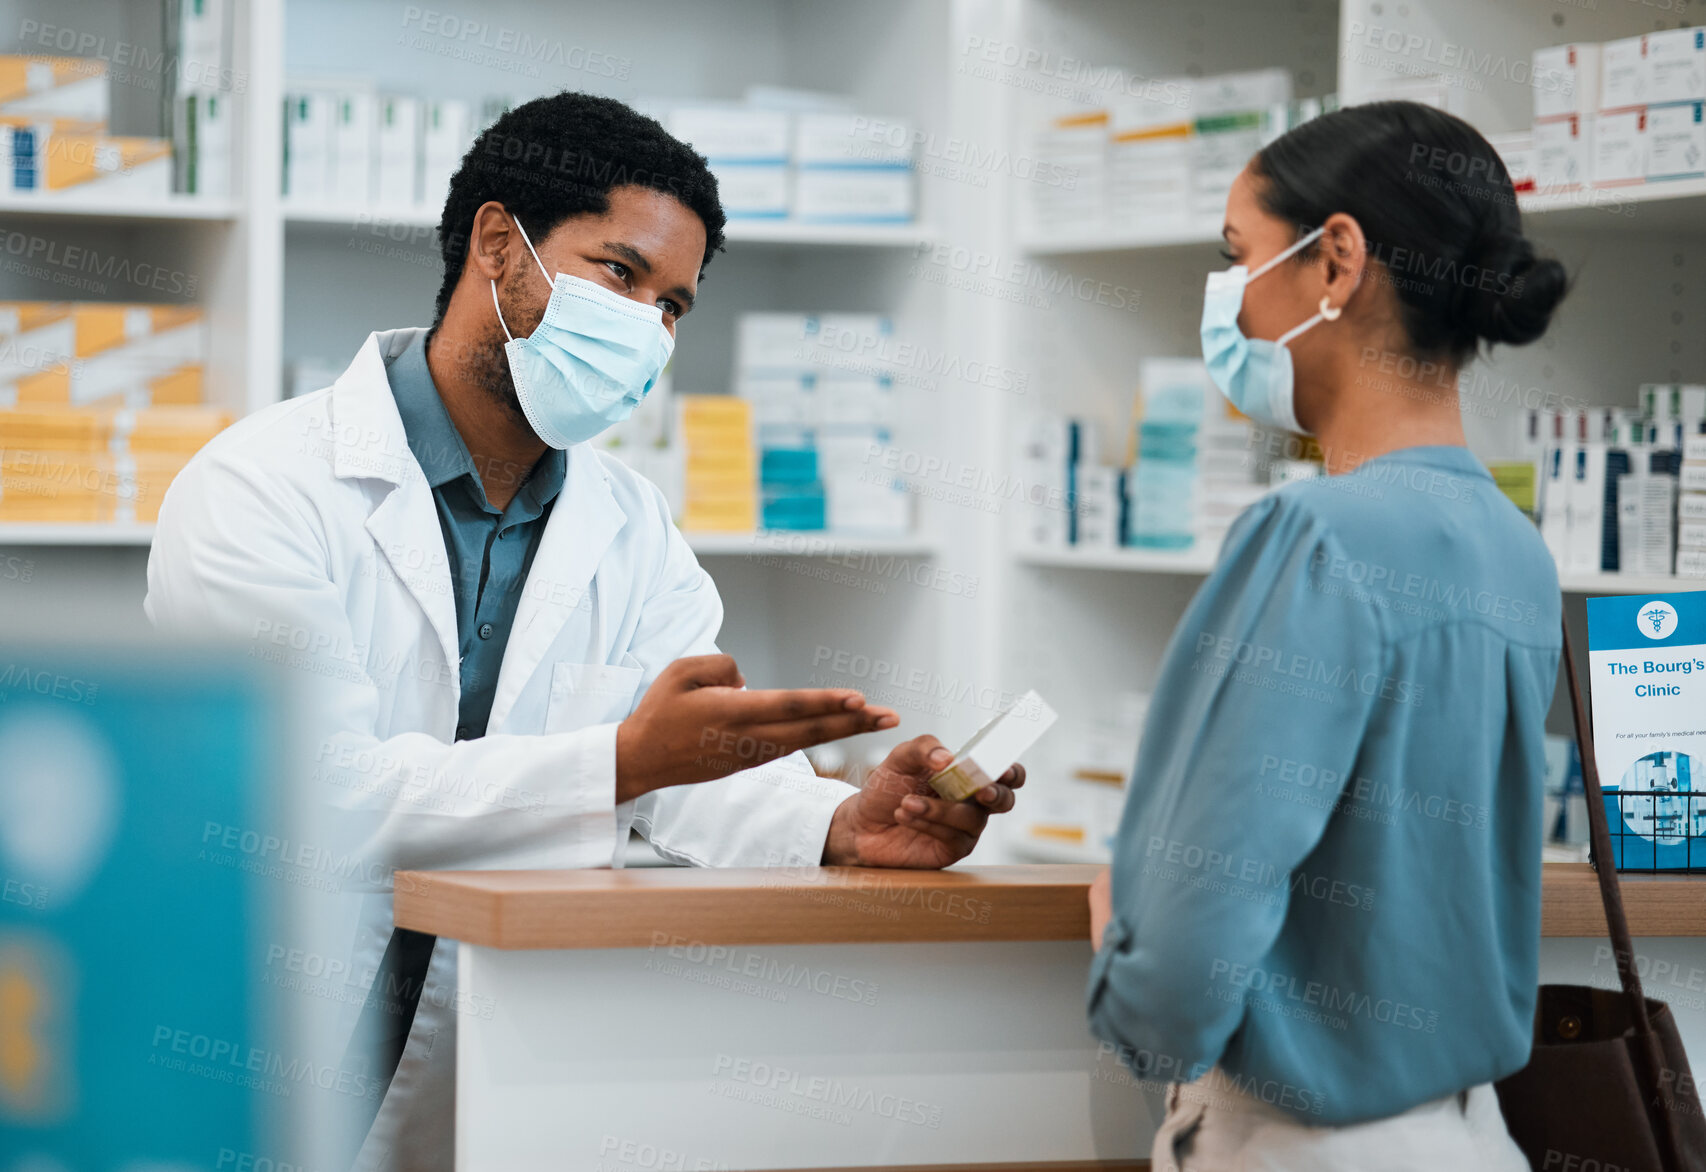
[1087,100,1570,1171]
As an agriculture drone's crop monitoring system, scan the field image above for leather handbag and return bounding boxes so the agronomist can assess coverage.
[1494,615,1706,1172]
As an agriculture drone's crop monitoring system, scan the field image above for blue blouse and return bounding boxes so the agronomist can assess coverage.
[1088,445,1561,1124]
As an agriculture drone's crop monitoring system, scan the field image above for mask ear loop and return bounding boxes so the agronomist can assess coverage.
[1269,227,1362,346]
[490,212,554,344]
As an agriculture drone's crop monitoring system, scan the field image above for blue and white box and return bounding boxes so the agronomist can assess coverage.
[1587,590,1706,870]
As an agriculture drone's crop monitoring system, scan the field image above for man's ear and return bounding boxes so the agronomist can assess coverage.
[1319,211,1368,309]
[467,202,514,282]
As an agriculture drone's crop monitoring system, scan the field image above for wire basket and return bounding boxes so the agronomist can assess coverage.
[1602,750,1706,871]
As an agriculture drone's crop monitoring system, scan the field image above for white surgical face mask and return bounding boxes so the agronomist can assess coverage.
[1200,226,1349,435]
[491,215,676,449]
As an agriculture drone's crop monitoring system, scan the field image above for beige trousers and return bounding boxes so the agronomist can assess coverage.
[1151,1068,1532,1172]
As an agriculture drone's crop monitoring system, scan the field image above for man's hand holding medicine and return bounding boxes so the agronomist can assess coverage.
[821,735,1025,869]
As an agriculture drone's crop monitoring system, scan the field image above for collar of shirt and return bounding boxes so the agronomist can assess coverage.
[387,329,566,523]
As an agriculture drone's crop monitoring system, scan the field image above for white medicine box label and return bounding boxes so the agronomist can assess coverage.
[1587,590,1706,870]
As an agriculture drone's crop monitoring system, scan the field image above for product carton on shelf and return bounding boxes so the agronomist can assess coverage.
[1591,107,1646,187]
[667,105,790,220]
[677,394,755,533]
[1534,43,1602,122]
[1646,27,1706,106]
[1535,114,1593,192]
[419,98,473,211]
[374,95,421,206]
[0,56,108,127]
[1646,100,1705,181]
[0,303,207,409]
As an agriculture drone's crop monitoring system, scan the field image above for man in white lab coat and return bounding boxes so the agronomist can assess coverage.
[145,92,1022,1168]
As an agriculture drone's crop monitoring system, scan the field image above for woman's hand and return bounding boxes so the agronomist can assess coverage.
[1089,867,1113,951]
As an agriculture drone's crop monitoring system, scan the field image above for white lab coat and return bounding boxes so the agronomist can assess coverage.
[145,327,854,1169]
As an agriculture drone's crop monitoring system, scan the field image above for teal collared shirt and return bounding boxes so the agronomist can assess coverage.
[386,330,566,741]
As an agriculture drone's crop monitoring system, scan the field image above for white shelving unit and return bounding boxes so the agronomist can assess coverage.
[5,0,1705,870]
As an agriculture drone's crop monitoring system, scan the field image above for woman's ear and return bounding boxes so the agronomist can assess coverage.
[1319,211,1368,311]
[467,201,514,282]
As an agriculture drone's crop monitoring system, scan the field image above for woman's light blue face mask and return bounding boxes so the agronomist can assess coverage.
[1200,226,1347,435]
[491,215,676,449]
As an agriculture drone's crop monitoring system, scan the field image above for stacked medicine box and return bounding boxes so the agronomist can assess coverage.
[736,314,909,535]
[1016,359,1263,553]
[676,395,755,533]
[1527,28,1706,194]
[0,302,229,522]
[1526,385,1706,579]
[0,58,172,201]
[2,1,234,200]
[283,82,471,208]
[666,97,915,224]
[1031,69,1324,240]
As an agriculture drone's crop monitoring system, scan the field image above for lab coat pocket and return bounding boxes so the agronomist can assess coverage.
[544,660,645,734]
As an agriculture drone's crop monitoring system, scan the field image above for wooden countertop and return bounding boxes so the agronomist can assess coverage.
[393,862,1705,950]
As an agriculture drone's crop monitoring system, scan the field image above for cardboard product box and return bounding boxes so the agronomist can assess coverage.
[176,0,232,92]
[1029,110,1108,234]
[0,406,115,451]
[1601,34,1649,110]
[1592,108,1647,187]
[1486,130,1537,194]
[1535,114,1593,191]
[1108,116,1193,233]
[42,133,171,200]
[1647,100,1706,180]
[283,91,333,202]
[374,95,420,206]
[420,99,472,211]
[793,113,912,167]
[1191,111,1269,220]
[824,471,908,534]
[1679,548,1706,578]
[0,56,108,126]
[330,90,377,205]
[1191,68,1291,117]
[1647,27,1706,105]
[710,162,789,218]
[174,88,233,197]
[1534,43,1602,122]
[667,106,789,163]
[0,304,206,406]
[737,313,818,371]
[0,447,120,520]
[817,375,894,428]
[928,690,1059,802]
[792,167,912,222]
[123,407,232,461]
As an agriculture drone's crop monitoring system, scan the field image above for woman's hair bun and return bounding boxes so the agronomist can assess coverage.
[1451,230,1570,349]
[1253,101,1572,365]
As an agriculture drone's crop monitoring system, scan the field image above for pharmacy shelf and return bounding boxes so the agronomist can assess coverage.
[1520,178,1706,235]
[1018,222,1223,256]
[0,523,156,546]
[1015,543,1218,574]
[0,195,241,223]
[1559,571,1705,596]
[284,205,937,249]
[284,203,437,228]
[721,220,935,248]
[683,531,936,557]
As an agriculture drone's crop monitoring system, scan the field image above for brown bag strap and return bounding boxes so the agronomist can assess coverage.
[1561,611,1686,1172]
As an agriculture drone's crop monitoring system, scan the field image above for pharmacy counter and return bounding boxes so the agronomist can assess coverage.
[394,862,1705,1171]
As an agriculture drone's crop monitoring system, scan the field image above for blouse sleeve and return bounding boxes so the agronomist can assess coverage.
[1086,491,1388,1076]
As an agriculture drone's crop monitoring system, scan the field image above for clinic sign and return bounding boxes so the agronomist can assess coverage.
[1586,591,1706,871]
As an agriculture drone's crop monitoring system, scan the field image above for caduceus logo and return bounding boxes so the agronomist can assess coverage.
[1637,600,1679,641]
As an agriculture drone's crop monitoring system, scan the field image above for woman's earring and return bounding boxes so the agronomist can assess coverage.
[1318,295,1342,322]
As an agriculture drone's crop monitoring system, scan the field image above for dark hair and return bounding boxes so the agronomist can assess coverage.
[1251,101,1568,366]
[433,91,727,325]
